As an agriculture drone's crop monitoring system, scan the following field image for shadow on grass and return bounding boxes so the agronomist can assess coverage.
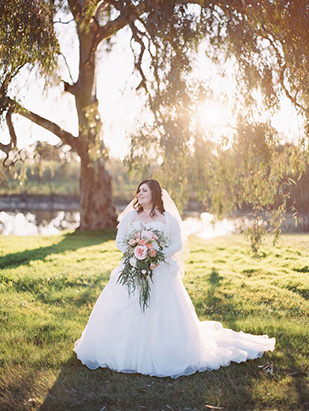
[39,355,266,411]
[33,269,110,306]
[207,267,224,287]
[0,228,116,270]
[4,344,306,410]
[195,267,244,331]
[205,267,224,313]
[3,336,306,410]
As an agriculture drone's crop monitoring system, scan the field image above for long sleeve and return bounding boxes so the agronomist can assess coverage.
[115,211,134,253]
[164,215,182,258]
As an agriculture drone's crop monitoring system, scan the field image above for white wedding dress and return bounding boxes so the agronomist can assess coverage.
[74,211,275,378]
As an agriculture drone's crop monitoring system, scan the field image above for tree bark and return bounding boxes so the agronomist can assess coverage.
[66,0,119,230]
[79,153,117,230]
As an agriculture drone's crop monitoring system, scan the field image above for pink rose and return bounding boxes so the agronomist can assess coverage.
[149,249,156,257]
[139,239,147,246]
[146,243,153,249]
[150,263,159,270]
[134,245,148,260]
[129,239,136,246]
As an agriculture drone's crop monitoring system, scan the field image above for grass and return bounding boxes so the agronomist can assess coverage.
[0,232,308,411]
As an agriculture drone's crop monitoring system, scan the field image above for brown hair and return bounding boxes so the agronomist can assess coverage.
[133,179,165,217]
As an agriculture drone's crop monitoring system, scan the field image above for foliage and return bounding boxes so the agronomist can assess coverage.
[229,126,308,252]
[0,232,308,410]
[0,0,308,233]
[1,149,309,233]
[0,142,81,196]
[0,156,144,201]
[130,122,308,253]
[125,1,309,250]
[0,0,59,116]
[198,125,308,254]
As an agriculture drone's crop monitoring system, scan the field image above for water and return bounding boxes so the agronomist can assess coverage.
[0,209,307,237]
[0,209,239,237]
[184,213,237,238]
[0,210,80,236]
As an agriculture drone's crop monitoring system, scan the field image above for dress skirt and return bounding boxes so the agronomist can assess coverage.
[74,261,275,378]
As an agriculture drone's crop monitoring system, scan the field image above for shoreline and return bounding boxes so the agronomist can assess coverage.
[0,194,308,235]
[0,194,204,213]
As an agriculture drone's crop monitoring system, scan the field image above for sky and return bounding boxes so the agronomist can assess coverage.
[2,26,143,159]
[0,12,305,160]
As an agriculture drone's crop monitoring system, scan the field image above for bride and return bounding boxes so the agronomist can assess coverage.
[74,179,275,378]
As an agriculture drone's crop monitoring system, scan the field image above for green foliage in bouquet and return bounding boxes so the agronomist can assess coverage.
[117,225,169,311]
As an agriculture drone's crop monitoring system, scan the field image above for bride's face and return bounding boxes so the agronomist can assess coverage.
[137,184,153,208]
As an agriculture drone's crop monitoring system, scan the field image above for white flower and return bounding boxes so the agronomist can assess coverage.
[129,257,137,267]
[141,269,147,275]
[141,230,153,239]
[152,241,159,251]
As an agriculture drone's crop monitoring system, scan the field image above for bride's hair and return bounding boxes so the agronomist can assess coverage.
[133,179,165,217]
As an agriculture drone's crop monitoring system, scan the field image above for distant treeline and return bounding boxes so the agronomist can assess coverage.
[0,157,142,204]
[0,155,308,212]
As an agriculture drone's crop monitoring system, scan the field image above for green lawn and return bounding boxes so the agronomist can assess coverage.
[0,232,308,410]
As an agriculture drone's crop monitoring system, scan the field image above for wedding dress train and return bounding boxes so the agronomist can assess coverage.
[74,218,275,378]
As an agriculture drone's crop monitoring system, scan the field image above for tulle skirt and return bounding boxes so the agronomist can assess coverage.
[74,263,275,378]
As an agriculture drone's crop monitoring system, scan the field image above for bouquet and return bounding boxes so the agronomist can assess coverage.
[117,224,169,311]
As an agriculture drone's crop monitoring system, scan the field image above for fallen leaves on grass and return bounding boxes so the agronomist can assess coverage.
[257,362,274,374]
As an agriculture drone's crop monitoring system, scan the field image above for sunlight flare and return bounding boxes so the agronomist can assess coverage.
[197,100,231,131]
[195,99,236,145]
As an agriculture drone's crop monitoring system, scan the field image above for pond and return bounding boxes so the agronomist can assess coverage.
[0,206,242,238]
[0,210,80,236]
[0,207,307,237]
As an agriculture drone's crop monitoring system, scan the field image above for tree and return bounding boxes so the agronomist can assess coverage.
[0,1,308,230]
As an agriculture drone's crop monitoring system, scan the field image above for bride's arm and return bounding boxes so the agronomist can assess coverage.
[115,212,133,253]
[163,215,182,258]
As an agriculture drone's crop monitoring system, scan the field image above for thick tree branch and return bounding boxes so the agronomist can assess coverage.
[96,14,131,43]
[7,98,78,151]
[63,81,79,96]
[96,3,146,44]
[80,3,145,72]
[94,0,111,17]
[67,0,82,21]
[0,142,11,157]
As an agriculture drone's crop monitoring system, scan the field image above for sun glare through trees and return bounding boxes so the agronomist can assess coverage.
[196,100,233,142]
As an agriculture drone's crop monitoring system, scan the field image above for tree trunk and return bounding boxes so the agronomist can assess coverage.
[79,152,117,230]
[69,1,118,230]
[74,98,118,230]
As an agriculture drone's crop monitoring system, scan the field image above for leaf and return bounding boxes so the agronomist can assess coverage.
[287,177,297,185]
[257,362,274,374]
